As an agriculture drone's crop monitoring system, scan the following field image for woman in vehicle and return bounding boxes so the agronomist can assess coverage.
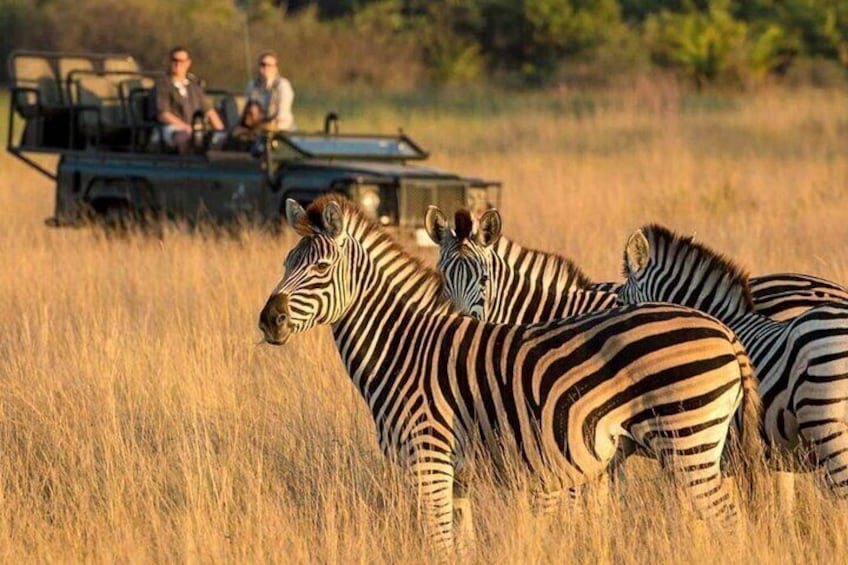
[237,50,295,136]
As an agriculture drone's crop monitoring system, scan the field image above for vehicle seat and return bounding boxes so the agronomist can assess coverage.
[219,95,246,131]
[57,56,94,103]
[8,53,79,148]
[103,56,140,74]
[117,75,155,103]
[74,73,131,147]
[103,57,143,94]
[10,54,63,114]
[126,86,164,151]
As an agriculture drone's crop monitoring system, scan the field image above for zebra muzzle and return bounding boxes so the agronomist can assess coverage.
[258,292,294,345]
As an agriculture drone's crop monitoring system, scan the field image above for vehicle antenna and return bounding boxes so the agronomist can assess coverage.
[241,9,252,83]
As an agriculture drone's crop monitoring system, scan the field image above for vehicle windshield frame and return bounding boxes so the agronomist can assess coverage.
[272,132,429,161]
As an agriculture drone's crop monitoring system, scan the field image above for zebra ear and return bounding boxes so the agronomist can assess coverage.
[285,199,311,236]
[477,209,502,247]
[625,229,651,274]
[322,200,345,239]
[424,206,448,245]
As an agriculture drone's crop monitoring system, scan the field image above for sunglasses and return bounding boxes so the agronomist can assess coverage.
[171,57,190,63]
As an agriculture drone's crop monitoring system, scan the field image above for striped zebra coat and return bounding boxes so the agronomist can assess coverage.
[748,273,848,322]
[425,207,619,323]
[259,197,762,554]
[425,207,848,324]
[619,225,848,496]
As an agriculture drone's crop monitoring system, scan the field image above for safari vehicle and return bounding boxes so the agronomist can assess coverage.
[6,49,501,243]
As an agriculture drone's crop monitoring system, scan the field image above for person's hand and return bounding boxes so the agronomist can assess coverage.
[211,130,228,146]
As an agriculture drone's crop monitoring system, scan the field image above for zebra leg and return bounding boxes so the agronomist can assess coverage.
[605,445,631,500]
[410,451,456,556]
[794,342,848,498]
[607,438,642,500]
[594,475,612,502]
[654,429,738,524]
[452,478,475,557]
[531,488,565,516]
[678,459,738,524]
[797,409,848,498]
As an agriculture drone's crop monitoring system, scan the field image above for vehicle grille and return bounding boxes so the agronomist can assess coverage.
[398,180,466,229]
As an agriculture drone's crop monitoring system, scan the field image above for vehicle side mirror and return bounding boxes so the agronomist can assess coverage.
[324,112,339,135]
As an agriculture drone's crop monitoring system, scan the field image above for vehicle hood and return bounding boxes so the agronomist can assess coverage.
[292,159,464,180]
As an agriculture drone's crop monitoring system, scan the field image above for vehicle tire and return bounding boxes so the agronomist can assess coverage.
[88,198,134,235]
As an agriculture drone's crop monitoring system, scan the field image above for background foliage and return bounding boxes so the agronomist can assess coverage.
[1,83,848,563]
[1,0,847,89]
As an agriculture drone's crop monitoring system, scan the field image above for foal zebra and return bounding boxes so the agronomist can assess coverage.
[619,225,848,499]
[425,207,848,323]
[259,196,762,554]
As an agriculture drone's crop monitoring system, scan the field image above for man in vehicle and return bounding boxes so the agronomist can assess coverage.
[155,46,225,153]
[237,50,295,136]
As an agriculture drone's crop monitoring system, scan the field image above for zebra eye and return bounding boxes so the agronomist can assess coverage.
[314,261,332,274]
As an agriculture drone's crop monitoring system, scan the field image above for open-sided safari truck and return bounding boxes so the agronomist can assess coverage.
[6,49,501,243]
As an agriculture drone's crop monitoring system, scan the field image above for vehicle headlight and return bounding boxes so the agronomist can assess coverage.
[358,185,381,217]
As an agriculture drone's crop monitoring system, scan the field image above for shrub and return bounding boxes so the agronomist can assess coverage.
[645,3,747,88]
[747,24,800,79]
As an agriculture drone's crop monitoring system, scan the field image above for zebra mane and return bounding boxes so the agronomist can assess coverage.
[516,242,594,287]
[300,194,448,291]
[640,224,755,310]
[454,209,474,240]
[451,209,593,287]
[294,193,348,235]
[492,237,594,288]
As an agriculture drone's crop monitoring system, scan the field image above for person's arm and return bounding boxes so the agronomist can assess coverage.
[205,108,225,131]
[272,78,294,130]
[193,81,225,131]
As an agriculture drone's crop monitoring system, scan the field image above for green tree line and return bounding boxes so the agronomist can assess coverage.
[2,0,846,89]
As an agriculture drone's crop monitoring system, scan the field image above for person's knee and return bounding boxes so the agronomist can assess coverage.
[172,130,191,153]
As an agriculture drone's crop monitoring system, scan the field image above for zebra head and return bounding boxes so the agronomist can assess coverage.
[259,198,354,345]
[425,206,502,320]
[620,225,756,318]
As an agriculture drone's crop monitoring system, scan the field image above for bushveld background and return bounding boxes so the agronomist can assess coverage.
[1,1,848,562]
[1,79,847,562]
[1,0,847,90]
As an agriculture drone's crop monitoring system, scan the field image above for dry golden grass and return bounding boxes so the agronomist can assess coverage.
[1,84,847,563]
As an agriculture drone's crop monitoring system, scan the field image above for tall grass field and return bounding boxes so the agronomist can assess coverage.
[1,84,847,563]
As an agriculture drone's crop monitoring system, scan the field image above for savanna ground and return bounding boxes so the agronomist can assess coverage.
[1,82,847,563]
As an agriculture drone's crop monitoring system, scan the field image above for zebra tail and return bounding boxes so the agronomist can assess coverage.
[734,337,766,510]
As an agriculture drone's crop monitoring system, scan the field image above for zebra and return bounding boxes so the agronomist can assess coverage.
[618,224,848,504]
[426,206,847,506]
[424,207,848,324]
[258,196,763,555]
[747,273,848,322]
[425,206,618,323]
[424,206,744,494]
